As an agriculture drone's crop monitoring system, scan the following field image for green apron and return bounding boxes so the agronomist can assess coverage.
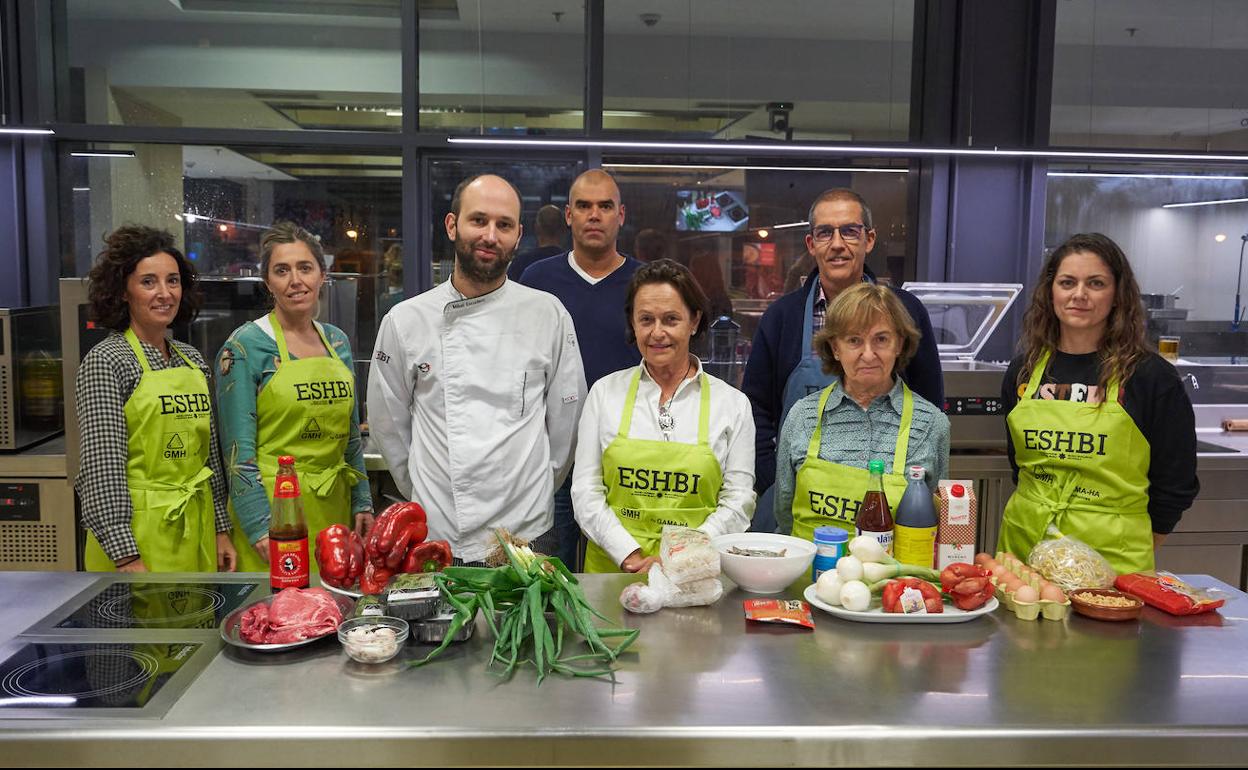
[789,381,913,543]
[583,369,724,573]
[997,350,1154,574]
[229,316,366,572]
[84,329,216,572]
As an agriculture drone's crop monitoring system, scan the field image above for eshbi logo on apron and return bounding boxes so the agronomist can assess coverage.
[229,315,365,572]
[84,329,216,572]
[583,369,724,573]
[996,350,1154,574]
[789,381,913,543]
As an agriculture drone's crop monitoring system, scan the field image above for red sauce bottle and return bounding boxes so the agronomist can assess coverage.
[269,455,310,590]
[855,459,894,556]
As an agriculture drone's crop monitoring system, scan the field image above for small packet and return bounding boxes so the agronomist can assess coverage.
[1115,572,1227,616]
[743,599,814,629]
[898,587,929,615]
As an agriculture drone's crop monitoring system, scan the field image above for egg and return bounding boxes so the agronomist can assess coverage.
[991,564,1008,578]
[974,553,993,567]
[1040,584,1067,603]
[1014,584,1039,603]
[1002,575,1024,593]
[983,559,999,573]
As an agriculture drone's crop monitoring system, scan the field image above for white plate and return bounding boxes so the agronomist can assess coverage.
[220,590,355,651]
[321,580,365,600]
[802,584,999,624]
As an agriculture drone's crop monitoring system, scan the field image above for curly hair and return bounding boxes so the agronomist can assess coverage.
[1016,232,1150,400]
[624,258,711,344]
[87,225,200,331]
[813,282,919,379]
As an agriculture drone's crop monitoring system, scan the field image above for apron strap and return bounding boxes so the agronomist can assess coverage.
[1022,349,1052,398]
[270,313,335,363]
[617,368,643,439]
[805,382,837,461]
[304,461,368,498]
[697,372,712,446]
[892,383,914,476]
[130,466,215,537]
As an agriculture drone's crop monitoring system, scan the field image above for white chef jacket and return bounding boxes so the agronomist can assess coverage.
[367,279,587,562]
[571,359,756,566]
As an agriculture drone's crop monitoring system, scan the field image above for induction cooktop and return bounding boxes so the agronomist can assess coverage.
[29,576,262,635]
[0,638,215,719]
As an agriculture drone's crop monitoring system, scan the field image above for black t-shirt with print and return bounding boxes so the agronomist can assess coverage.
[1002,349,1199,535]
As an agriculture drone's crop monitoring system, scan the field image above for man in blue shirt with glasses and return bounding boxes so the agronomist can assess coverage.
[741,188,944,532]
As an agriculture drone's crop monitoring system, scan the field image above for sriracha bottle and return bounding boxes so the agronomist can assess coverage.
[269,455,310,590]
[855,459,894,556]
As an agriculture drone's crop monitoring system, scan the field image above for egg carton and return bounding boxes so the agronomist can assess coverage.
[991,574,1071,621]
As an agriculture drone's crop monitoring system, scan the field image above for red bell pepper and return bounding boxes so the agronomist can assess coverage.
[940,563,995,611]
[882,577,944,614]
[359,560,394,594]
[401,540,453,573]
[315,524,364,589]
[366,502,429,569]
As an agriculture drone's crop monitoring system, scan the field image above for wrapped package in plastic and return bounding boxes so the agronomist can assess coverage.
[619,563,724,613]
[1027,526,1117,592]
[659,526,720,584]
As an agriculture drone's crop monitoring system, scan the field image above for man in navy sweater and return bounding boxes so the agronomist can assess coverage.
[741,188,944,532]
[520,169,644,567]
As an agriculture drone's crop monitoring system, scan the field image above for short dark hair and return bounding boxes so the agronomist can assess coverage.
[534,204,565,240]
[623,258,711,344]
[87,225,201,332]
[449,173,523,218]
[807,188,873,230]
[260,221,326,276]
[634,228,667,262]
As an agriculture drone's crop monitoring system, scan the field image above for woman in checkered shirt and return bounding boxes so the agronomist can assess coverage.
[75,225,236,572]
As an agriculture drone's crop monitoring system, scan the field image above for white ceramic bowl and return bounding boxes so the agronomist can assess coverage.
[712,533,817,595]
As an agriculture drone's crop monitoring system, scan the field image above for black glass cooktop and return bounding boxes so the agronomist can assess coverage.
[0,640,202,710]
[54,581,259,630]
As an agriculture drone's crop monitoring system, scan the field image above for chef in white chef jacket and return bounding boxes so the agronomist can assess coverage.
[367,174,587,564]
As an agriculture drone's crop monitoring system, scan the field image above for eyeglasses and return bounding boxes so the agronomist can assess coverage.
[811,223,869,243]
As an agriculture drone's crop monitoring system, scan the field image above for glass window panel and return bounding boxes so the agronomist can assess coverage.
[604,0,914,141]
[60,143,401,379]
[60,0,401,130]
[1052,0,1248,151]
[419,1,585,134]
[426,157,582,284]
[604,159,912,383]
[1045,165,1248,348]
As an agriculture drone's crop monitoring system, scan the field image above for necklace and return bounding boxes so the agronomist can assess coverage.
[656,359,694,438]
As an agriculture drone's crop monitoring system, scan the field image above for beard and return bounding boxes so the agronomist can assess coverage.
[454,234,512,284]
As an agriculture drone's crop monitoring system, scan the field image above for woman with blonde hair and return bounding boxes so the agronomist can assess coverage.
[775,282,949,541]
[998,233,1198,573]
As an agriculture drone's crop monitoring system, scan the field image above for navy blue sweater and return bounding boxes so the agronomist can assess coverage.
[741,268,945,493]
[519,253,644,389]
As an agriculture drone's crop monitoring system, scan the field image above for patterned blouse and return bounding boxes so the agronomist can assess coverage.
[74,333,231,562]
[215,319,371,544]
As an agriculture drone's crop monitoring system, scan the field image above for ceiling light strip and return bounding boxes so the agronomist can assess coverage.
[0,127,54,135]
[1161,197,1248,209]
[1050,172,1248,181]
[448,137,1248,163]
[604,163,907,174]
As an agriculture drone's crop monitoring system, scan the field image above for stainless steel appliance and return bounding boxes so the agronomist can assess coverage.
[0,438,75,571]
[904,283,1022,450]
[0,306,64,452]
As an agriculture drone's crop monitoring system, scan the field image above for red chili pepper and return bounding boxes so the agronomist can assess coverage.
[366,502,428,568]
[940,562,990,593]
[401,540,453,573]
[947,576,995,610]
[359,561,394,594]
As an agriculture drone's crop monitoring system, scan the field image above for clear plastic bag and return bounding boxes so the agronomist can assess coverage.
[659,526,720,585]
[1027,526,1117,592]
[619,563,724,613]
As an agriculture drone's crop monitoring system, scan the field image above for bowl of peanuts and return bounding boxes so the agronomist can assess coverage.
[1068,588,1144,622]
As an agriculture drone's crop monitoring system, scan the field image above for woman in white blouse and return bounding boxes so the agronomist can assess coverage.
[572,259,756,572]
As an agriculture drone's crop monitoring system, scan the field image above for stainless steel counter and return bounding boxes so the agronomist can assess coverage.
[1,571,1247,767]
